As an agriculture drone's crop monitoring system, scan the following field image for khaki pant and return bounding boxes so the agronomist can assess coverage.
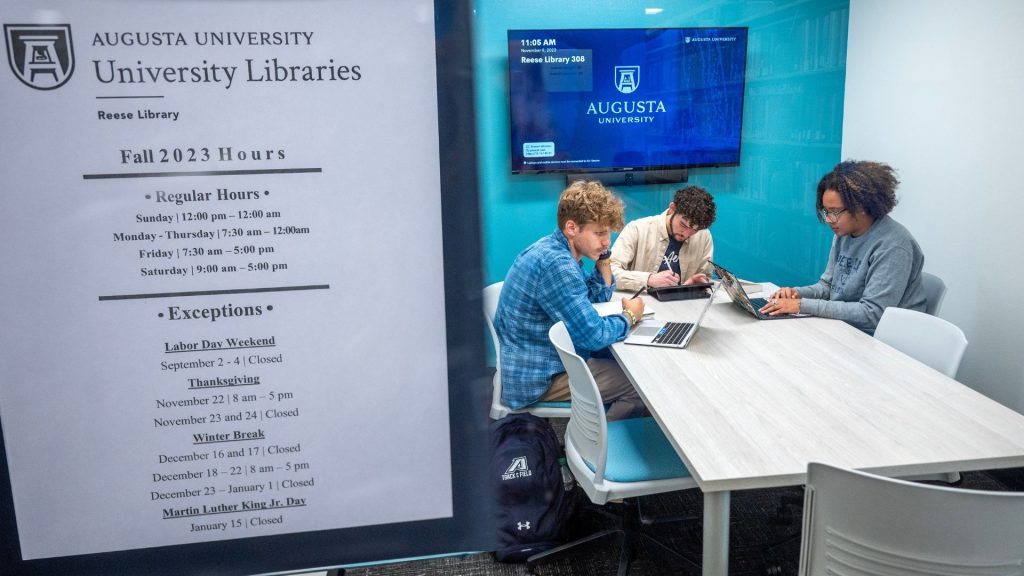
[542,358,647,421]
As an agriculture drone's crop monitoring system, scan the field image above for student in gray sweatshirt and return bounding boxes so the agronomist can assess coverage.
[759,160,926,334]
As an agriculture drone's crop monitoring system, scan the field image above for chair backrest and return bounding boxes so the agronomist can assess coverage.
[799,463,1024,576]
[483,281,503,362]
[548,322,609,483]
[874,307,967,378]
[483,281,507,419]
[486,283,572,420]
[921,271,947,316]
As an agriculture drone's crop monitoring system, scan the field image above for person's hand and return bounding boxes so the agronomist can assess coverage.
[683,273,709,285]
[621,296,645,324]
[647,269,680,287]
[769,287,801,300]
[759,296,801,316]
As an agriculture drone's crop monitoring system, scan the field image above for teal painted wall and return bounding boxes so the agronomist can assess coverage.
[474,0,848,287]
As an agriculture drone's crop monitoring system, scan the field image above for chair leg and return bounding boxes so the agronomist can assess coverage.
[526,528,625,573]
[587,500,628,524]
[617,532,632,576]
[627,498,701,571]
[637,494,700,526]
[633,531,701,570]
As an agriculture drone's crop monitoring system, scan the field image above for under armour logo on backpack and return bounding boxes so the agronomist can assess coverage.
[517,521,531,531]
[502,456,533,480]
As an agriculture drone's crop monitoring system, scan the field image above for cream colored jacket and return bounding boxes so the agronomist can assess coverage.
[609,211,714,292]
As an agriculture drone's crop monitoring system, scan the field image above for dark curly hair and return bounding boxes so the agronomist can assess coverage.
[671,185,716,230]
[816,160,899,222]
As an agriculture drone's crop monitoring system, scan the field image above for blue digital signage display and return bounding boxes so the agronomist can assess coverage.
[508,28,748,174]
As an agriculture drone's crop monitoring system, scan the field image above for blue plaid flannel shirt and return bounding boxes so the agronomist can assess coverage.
[495,230,631,409]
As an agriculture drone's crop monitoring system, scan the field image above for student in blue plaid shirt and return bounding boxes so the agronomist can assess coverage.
[494,181,647,420]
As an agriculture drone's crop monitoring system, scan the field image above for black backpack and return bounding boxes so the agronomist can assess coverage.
[490,413,575,562]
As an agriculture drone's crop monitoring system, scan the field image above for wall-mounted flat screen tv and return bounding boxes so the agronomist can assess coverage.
[508,27,748,175]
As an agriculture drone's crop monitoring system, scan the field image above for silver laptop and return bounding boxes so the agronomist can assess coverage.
[624,283,719,348]
[708,260,810,320]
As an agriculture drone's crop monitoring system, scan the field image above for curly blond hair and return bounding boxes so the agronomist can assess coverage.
[557,180,625,231]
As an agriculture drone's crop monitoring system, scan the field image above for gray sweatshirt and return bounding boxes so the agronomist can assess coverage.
[797,215,926,334]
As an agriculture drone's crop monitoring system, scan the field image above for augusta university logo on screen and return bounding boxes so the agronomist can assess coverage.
[614,65,639,94]
[4,24,75,90]
[586,63,665,125]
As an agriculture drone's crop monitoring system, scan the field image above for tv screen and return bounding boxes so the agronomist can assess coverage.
[508,27,748,174]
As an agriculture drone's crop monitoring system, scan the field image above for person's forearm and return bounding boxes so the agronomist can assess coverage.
[796,281,830,300]
[799,298,880,333]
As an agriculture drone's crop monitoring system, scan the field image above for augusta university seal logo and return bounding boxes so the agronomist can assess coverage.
[4,24,75,90]
[614,65,640,94]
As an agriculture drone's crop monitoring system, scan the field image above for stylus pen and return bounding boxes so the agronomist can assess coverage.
[629,286,646,299]
[663,255,681,285]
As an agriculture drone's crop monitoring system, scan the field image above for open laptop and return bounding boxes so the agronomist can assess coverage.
[624,283,719,348]
[708,260,809,320]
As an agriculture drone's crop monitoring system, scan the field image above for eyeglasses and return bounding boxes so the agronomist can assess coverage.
[819,208,848,223]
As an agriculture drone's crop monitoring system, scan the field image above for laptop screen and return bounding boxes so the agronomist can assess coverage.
[709,261,758,314]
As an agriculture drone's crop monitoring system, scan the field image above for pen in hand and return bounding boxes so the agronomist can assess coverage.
[629,286,646,299]
[663,255,682,285]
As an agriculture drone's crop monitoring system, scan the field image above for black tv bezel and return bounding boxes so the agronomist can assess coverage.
[507,26,749,176]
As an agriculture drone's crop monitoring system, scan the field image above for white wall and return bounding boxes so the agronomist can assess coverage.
[843,0,1024,410]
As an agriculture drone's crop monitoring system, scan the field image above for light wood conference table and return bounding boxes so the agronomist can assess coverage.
[609,284,1024,576]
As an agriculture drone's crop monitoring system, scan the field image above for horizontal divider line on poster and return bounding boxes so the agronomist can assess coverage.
[83,167,323,179]
[98,284,330,301]
[95,95,165,99]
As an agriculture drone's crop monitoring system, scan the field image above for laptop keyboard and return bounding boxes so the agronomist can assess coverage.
[749,296,768,308]
[652,321,694,345]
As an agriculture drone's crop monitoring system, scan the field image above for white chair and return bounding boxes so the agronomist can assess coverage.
[483,281,571,420]
[876,307,968,483]
[799,463,1024,576]
[921,271,947,316]
[527,322,698,574]
[874,306,967,379]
